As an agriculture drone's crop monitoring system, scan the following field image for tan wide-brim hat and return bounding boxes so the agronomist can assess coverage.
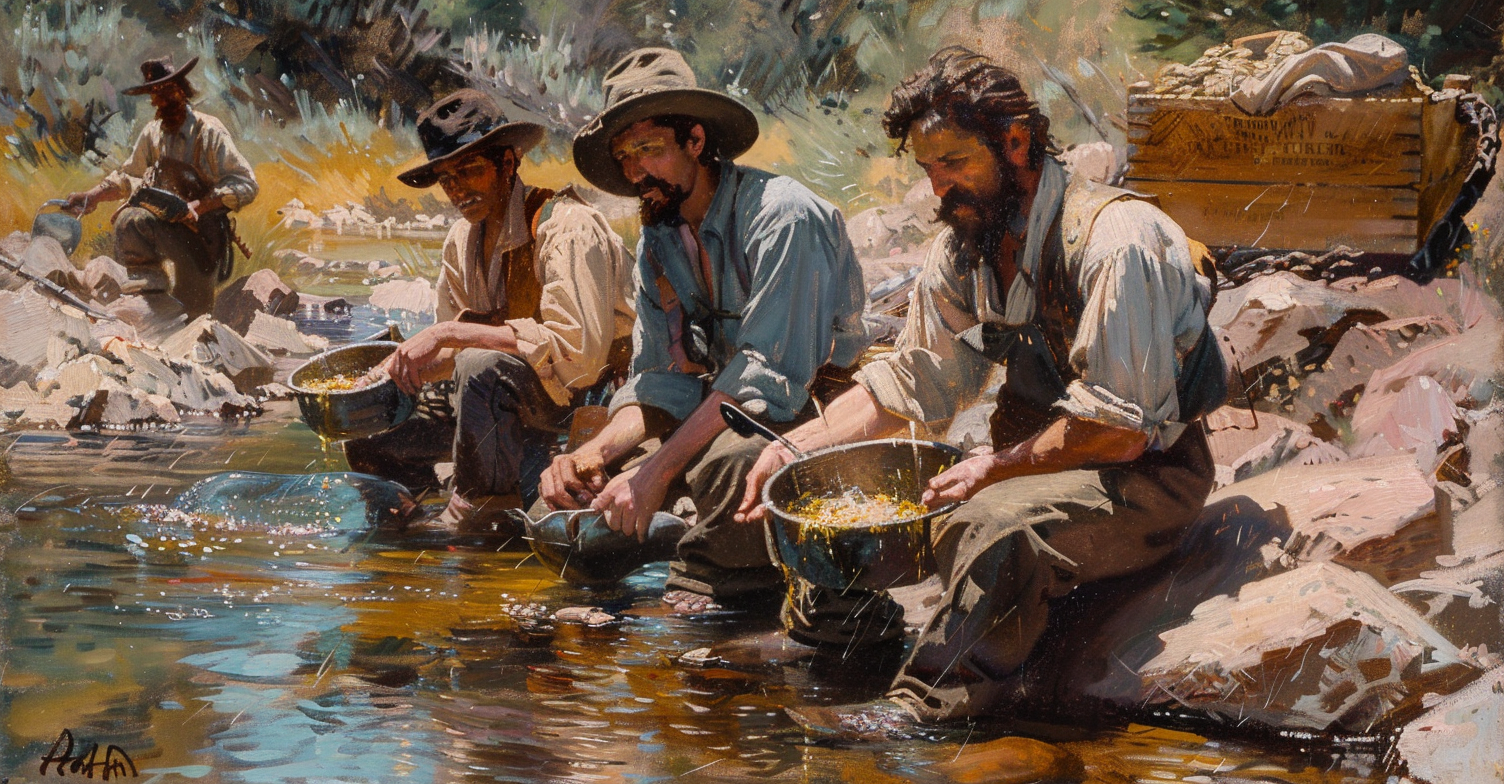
[573,48,758,197]
[123,55,198,96]
[398,89,547,188]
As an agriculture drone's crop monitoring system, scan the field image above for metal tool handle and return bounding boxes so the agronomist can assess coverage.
[719,402,807,459]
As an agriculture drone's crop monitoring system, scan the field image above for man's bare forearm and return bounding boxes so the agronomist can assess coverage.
[779,384,908,454]
[992,415,1148,480]
[579,404,650,466]
[635,390,736,483]
[433,321,519,353]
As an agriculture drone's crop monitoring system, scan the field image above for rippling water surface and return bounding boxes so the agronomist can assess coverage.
[1,399,1393,783]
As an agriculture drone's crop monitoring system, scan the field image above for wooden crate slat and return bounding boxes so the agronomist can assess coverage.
[1125,180,1420,254]
[1125,95,1423,189]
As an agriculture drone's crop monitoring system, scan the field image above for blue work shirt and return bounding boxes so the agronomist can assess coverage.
[611,160,869,422]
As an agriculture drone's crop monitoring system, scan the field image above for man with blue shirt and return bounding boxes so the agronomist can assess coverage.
[536,48,869,613]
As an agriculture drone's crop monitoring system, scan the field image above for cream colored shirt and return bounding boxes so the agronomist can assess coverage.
[102,108,258,209]
[856,165,1212,449]
[435,182,636,405]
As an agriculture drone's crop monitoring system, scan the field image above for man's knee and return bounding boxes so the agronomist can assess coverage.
[452,349,531,399]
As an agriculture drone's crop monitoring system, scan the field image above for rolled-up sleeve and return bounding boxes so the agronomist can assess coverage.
[608,243,705,420]
[507,200,631,400]
[198,117,258,210]
[101,127,153,195]
[709,209,846,421]
[1056,199,1211,448]
[855,233,993,426]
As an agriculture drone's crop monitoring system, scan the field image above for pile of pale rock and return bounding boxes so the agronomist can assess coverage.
[0,232,342,430]
[951,268,1503,781]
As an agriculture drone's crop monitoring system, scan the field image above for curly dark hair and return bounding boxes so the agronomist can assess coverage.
[883,46,1053,168]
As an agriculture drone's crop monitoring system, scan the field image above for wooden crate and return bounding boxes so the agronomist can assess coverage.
[1124,85,1472,254]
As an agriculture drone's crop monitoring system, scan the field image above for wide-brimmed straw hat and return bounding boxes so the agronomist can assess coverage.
[398,89,547,188]
[123,55,198,96]
[573,48,758,197]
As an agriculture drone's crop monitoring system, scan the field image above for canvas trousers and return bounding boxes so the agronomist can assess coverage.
[879,426,1215,722]
[114,206,220,319]
[345,349,572,508]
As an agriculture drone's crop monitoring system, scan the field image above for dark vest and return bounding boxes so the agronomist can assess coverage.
[961,181,1228,450]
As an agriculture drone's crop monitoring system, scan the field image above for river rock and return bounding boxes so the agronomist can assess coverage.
[1396,665,1504,784]
[1141,562,1476,732]
[110,342,257,416]
[1203,406,1347,488]
[0,233,83,295]
[106,293,188,344]
[81,256,130,304]
[1002,495,1293,717]
[1364,327,1504,411]
[16,400,76,428]
[1288,316,1459,426]
[1209,455,1443,583]
[846,204,934,259]
[76,378,178,428]
[369,278,436,315]
[0,383,40,417]
[1392,550,1504,655]
[902,178,940,220]
[0,288,97,388]
[158,316,277,393]
[213,269,300,334]
[1349,374,1466,476]
[294,293,351,316]
[243,311,328,355]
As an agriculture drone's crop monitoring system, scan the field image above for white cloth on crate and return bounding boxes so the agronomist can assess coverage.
[1232,33,1409,115]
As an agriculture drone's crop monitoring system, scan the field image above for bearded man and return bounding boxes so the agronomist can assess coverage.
[65,55,258,318]
[736,47,1228,737]
[534,48,869,610]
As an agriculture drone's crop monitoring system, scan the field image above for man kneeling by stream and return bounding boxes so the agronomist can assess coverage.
[735,47,1228,740]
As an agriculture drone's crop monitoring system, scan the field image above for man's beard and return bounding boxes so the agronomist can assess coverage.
[636,174,690,227]
[157,101,188,133]
[935,162,1025,257]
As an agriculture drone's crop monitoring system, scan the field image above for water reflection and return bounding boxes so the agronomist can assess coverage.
[2,404,1391,782]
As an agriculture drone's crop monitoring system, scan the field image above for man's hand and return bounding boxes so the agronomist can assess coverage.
[540,450,609,510]
[591,464,662,542]
[63,190,97,216]
[183,195,224,228]
[733,442,798,523]
[386,329,448,394]
[922,453,1008,507]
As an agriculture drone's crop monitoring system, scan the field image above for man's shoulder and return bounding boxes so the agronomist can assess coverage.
[191,111,236,139]
[731,164,836,224]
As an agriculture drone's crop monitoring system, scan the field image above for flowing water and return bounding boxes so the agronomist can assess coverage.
[0,295,1398,782]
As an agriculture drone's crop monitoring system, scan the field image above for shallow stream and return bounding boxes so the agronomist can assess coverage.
[0,304,1398,782]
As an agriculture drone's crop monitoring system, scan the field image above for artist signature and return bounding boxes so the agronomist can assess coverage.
[38,729,138,779]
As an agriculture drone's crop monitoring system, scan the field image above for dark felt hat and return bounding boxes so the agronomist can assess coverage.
[572,48,759,197]
[398,89,547,188]
[123,55,198,96]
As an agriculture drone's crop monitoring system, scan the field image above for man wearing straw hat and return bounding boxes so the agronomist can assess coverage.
[535,48,870,613]
[64,55,258,318]
[346,89,636,533]
[736,47,1227,737]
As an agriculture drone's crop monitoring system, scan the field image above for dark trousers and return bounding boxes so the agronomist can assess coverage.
[881,427,1216,722]
[114,206,218,319]
[345,350,572,507]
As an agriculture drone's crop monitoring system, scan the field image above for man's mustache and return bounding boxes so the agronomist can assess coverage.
[635,174,681,201]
